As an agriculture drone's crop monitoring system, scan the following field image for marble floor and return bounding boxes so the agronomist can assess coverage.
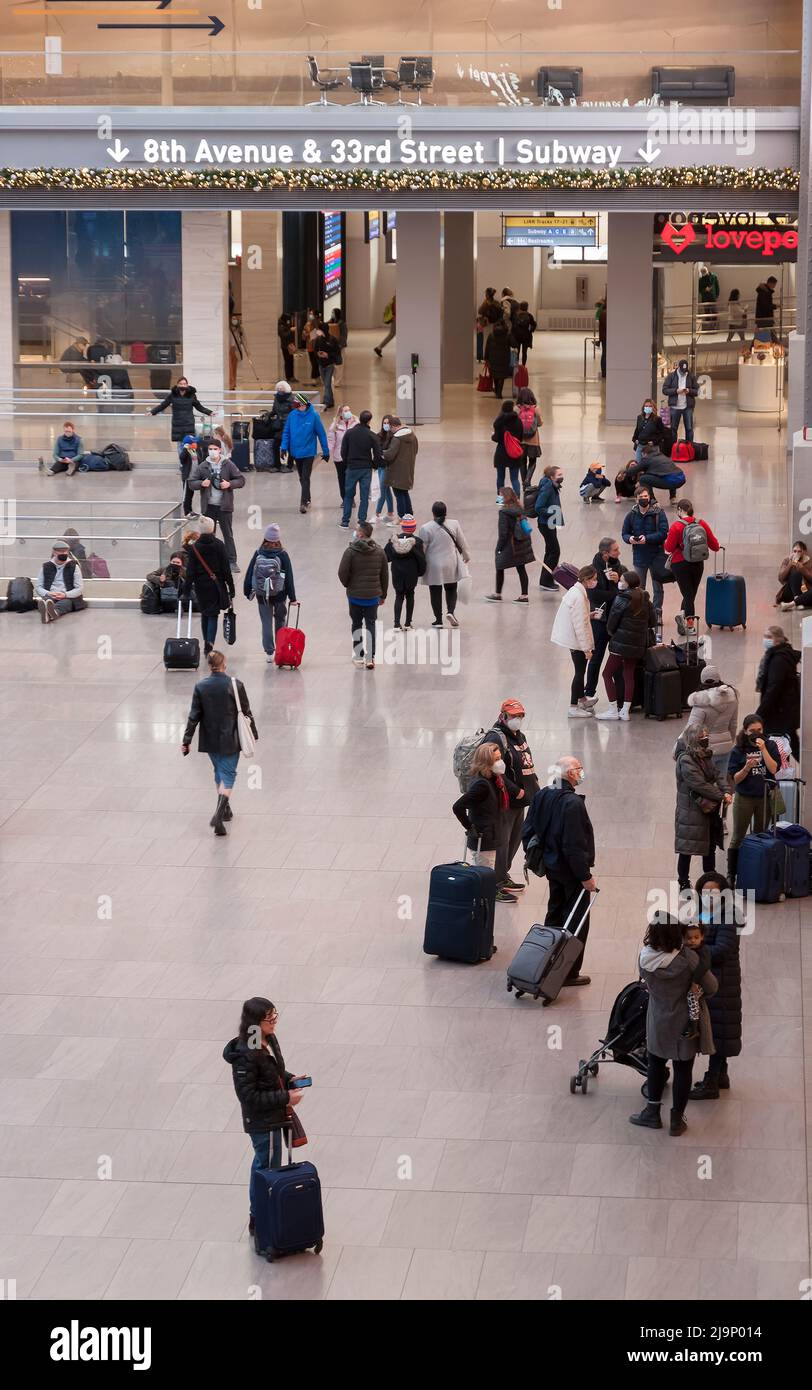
[0,332,809,1302]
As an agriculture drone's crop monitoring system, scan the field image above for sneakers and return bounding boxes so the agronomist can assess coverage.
[485,593,502,602]
[431,619,444,628]
[780,600,797,611]
[352,656,364,667]
[265,654,275,663]
[581,694,600,707]
[513,596,529,604]
[596,706,620,720]
[299,504,307,514]
[447,613,459,627]
[366,660,375,670]
[538,585,557,596]
[339,520,349,528]
[502,877,525,894]
[496,888,518,905]
[38,597,57,623]
[618,703,631,721]
[385,515,395,526]
[568,705,593,718]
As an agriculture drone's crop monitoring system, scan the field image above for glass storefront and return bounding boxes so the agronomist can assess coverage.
[12,210,182,365]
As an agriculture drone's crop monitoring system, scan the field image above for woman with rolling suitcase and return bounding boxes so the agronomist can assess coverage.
[181,648,258,835]
[725,715,780,885]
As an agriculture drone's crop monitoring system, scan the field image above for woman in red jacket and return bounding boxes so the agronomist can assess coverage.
[664,497,720,629]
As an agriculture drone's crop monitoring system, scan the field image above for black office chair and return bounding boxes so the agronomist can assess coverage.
[349,62,386,106]
[404,55,434,105]
[536,67,583,104]
[361,54,388,95]
[306,55,344,107]
[384,58,417,104]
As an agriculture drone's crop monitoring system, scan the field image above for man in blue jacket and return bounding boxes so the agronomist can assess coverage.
[621,483,668,616]
[280,393,329,514]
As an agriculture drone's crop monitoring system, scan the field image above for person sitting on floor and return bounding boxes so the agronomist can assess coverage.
[35,539,87,623]
[49,422,87,476]
[142,551,188,614]
[775,540,812,611]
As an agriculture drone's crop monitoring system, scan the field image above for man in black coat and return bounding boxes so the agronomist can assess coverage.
[584,537,622,701]
[689,874,742,1100]
[525,754,597,985]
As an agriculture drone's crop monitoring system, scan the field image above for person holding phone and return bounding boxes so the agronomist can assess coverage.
[583,537,622,703]
[725,715,780,886]
[595,570,654,721]
[223,997,311,1241]
[662,357,699,443]
[621,485,668,617]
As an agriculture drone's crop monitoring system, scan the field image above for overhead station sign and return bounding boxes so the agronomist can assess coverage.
[502,214,597,247]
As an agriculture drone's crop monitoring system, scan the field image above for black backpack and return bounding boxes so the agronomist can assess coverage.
[102,443,131,471]
[6,577,35,612]
[139,582,161,615]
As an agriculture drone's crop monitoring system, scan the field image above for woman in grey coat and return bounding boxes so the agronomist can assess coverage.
[630,914,718,1135]
[674,725,731,891]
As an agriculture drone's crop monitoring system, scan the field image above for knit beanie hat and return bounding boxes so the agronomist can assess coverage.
[400,515,417,533]
[264,523,281,543]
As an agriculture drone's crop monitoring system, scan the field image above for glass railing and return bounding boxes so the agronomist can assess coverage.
[0,48,800,109]
[0,499,182,582]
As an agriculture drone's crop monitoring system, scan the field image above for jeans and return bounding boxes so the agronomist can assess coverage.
[602,653,636,703]
[570,650,588,705]
[674,559,704,618]
[585,621,610,696]
[349,601,378,659]
[257,596,287,655]
[633,556,664,615]
[201,612,218,646]
[645,1052,694,1114]
[206,506,237,565]
[343,468,371,525]
[249,1129,283,1217]
[496,463,521,494]
[376,323,396,352]
[677,851,716,889]
[495,564,528,596]
[375,468,394,517]
[319,364,335,408]
[713,751,731,788]
[429,583,457,621]
[539,524,560,587]
[671,406,694,442]
[294,456,314,507]
[545,875,590,980]
[208,751,240,788]
[393,488,413,518]
[393,587,415,627]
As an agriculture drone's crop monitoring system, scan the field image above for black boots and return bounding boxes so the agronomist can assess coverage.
[222,800,233,822]
[669,1109,687,1137]
[689,1075,720,1101]
[210,794,229,835]
[726,847,739,887]
[629,1103,662,1130]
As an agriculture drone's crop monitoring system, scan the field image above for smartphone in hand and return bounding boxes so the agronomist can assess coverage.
[289,1075,313,1089]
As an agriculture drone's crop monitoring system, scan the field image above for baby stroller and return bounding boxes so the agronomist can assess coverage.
[570,979,667,1095]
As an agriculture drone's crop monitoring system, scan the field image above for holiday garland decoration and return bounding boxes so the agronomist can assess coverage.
[0,165,800,193]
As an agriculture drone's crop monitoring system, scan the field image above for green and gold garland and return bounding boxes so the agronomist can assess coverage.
[0,165,800,193]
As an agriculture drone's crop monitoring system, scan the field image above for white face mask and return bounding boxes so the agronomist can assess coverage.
[506,718,522,732]
[382,422,391,432]
[576,769,585,784]
[351,530,359,541]
[342,410,352,420]
[643,405,653,415]
[617,581,628,591]
[762,637,773,651]
[492,759,506,775]
[208,452,221,465]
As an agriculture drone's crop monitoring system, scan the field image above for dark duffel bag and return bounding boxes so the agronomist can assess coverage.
[82,452,109,472]
[6,576,36,612]
[102,443,132,471]
[140,582,161,615]
[644,644,679,674]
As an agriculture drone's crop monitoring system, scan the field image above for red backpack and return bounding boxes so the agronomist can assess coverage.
[518,404,537,439]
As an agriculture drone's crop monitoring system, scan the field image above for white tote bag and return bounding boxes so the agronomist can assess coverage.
[231,677,255,757]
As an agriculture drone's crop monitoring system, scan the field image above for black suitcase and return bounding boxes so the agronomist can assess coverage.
[423,847,496,964]
[644,667,682,719]
[506,888,596,1004]
[692,442,709,460]
[163,601,200,671]
[672,620,706,708]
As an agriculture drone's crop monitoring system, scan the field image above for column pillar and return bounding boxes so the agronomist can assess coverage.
[396,211,442,422]
[442,212,475,384]
[0,213,14,397]
[181,211,228,400]
[605,213,653,423]
[239,211,283,386]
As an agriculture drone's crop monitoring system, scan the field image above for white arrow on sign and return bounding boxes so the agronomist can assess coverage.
[636,138,662,164]
[106,139,130,163]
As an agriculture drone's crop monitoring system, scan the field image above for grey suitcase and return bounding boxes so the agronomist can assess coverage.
[506,889,596,1004]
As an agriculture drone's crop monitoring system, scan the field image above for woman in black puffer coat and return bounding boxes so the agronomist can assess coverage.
[486,486,535,604]
[690,872,743,1099]
[595,570,654,720]
[149,377,212,444]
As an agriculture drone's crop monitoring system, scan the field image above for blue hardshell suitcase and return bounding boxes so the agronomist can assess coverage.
[705,546,746,630]
[423,852,496,963]
[251,1129,324,1262]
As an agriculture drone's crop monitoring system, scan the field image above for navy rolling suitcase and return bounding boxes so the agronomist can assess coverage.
[423,847,496,963]
[705,546,746,630]
[736,782,785,903]
[776,780,810,897]
[251,1127,324,1262]
[506,889,596,1004]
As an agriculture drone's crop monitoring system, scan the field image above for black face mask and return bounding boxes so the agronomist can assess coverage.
[747,733,762,746]
[54,553,69,564]
[638,500,650,510]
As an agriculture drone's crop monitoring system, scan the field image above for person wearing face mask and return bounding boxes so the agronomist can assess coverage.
[596,569,654,721]
[183,514,234,656]
[382,415,418,520]
[664,497,719,629]
[491,401,524,497]
[689,872,742,1100]
[483,699,537,897]
[527,755,596,985]
[280,392,330,516]
[373,414,396,525]
[551,566,597,717]
[418,501,470,629]
[535,464,565,593]
[188,440,245,569]
[681,664,739,786]
[755,626,801,759]
[243,523,296,662]
[337,519,388,669]
[327,404,360,505]
[621,485,668,616]
[339,409,382,529]
[486,486,535,603]
[452,741,523,903]
[673,725,731,893]
[583,537,622,704]
[35,539,86,622]
[632,398,668,464]
[149,376,212,453]
[775,539,812,610]
[384,514,425,631]
[726,716,780,884]
[662,358,699,443]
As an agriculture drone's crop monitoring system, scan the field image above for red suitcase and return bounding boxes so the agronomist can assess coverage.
[274,601,306,669]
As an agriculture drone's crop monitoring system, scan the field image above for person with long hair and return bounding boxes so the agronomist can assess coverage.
[222,997,307,1242]
[182,514,233,655]
[595,569,654,721]
[182,649,258,835]
[373,413,396,525]
[327,403,359,505]
[673,725,730,891]
[491,400,523,497]
[551,565,597,717]
[776,539,812,610]
[535,464,565,592]
[629,913,718,1137]
[725,714,780,885]
[452,740,524,904]
[418,500,470,629]
[515,386,542,491]
[664,496,720,629]
[689,872,743,1099]
[486,486,535,603]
